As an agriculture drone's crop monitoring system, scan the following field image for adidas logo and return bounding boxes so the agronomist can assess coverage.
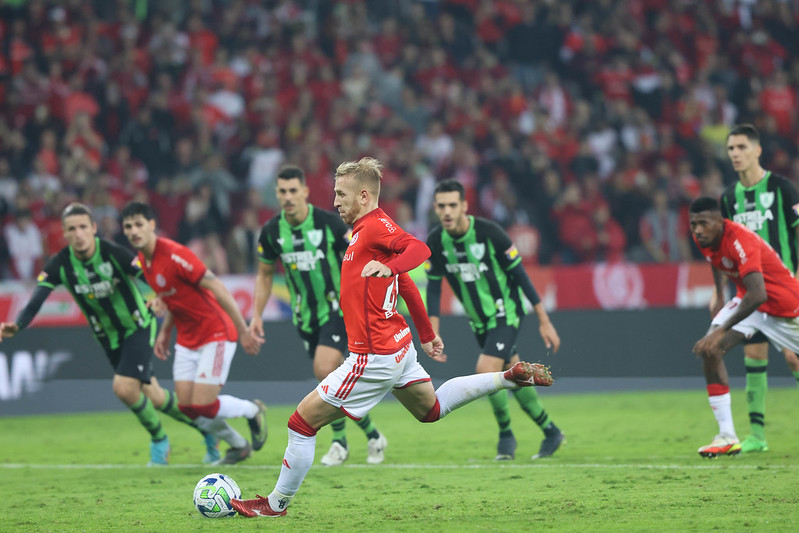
[199,372,207,378]
[321,385,329,394]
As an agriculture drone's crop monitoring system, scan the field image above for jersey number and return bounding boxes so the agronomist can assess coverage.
[382,276,398,319]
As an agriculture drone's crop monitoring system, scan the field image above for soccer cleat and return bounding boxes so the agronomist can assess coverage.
[215,442,253,465]
[248,399,268,451]
[148,437,170,466]
[532,430,565,460]
[202,432,220,464]
[504,362,554,387]
[739,435,769,454]
[366,432,388,464]
[495,431,517,461]
[231,495,288,518]
[320,441,349,466]
[697,434,741,458]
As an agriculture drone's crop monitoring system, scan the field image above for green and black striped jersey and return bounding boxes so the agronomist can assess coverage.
[257,204,350,334]
[426,216,524,333]
[37,238,154,352]
[720,171,799,272]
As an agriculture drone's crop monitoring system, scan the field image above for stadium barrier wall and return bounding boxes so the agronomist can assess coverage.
[4,309,791,416]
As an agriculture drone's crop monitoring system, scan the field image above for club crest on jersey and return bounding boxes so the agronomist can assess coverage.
[469,243,486,260]
[156,273,167,287]
[97,262,113,278]
[308,229,323,247]
[760,192,774,209]
[721,256,733,269]
[349,232,359,246]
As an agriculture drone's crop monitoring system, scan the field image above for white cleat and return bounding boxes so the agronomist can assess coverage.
[320,441,349,466]
[367,432,388,464]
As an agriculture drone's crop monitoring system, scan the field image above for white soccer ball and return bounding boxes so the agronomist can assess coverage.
[193,473,241,518]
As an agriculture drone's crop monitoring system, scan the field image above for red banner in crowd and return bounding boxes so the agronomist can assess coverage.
[0,262,716,326]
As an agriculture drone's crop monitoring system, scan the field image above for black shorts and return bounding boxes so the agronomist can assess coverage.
[475,322,519,363]
[108,327,154,384]
[742,330,769,345]
[298,313,348,359]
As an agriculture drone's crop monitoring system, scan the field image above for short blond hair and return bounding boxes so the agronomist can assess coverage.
[335,157,383,196]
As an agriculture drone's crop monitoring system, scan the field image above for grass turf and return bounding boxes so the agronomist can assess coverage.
[4,387,798,532]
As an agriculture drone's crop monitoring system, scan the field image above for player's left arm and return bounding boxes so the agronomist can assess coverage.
[363,232,431,277]
[398,273,445,361]
[199,271,264,355]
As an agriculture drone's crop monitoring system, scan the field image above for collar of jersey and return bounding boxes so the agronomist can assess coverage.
[737,170,771,190]
[70,237,101,263]
[448,216,475,243]
[281,204,314,229]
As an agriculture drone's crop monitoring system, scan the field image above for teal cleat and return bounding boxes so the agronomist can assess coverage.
[148,437,170,466]
[202,432,221,464]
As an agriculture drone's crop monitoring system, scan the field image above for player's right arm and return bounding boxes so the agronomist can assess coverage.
[249,260,275,338]
[1,255,62,340]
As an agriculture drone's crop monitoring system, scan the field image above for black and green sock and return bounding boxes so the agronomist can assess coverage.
[792,370,799,387]
[512,387,552,432]
[356,414,380,441]
[131,392,166,441]
[744,357,767,440]
[488,390,512,438]
[331,419,347,447]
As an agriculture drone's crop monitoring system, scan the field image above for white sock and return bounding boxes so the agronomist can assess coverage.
[195,416,248,448]
[708,393,737,439]
[435,372,505,418]
[216,394,258,419]
[270,429,316,510]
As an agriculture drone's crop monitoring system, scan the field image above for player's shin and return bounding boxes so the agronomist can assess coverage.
[433,372,506,419]
[271,412,318,510]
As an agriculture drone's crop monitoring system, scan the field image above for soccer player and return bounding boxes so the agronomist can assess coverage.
[250,164,388,466]
[230,157,553,518]
[426,179,564,460]
[0,203,216,465]
[120,202,268,465]
[719,123,799,454]
[690,196,799,458]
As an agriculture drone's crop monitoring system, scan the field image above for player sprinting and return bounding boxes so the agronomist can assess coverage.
[250,164,388,466]
[120,202,267,465]
[0,203,216,465]
[690,196,799,458]
[426,179,565,460]
[719,123,799,454]
[231,157,553,517]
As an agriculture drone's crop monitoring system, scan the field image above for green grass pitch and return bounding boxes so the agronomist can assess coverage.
[4,387,798,532]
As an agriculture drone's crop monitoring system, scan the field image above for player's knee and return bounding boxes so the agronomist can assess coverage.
[420,399,441,423]
[180,400,220,420]
[288,410,318,436]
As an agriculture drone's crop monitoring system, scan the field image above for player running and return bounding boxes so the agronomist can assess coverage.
[121,202,267,465]
[250,164,388,466]
[231,157,553,517]
[427,179,564,460]
[0,203,216,465]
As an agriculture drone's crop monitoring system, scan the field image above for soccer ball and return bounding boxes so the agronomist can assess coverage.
[193,473,241,518]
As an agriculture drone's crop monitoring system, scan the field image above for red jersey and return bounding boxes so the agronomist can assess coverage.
[340,209,432,354]
[139,238,237,349]
[694,220,799,317]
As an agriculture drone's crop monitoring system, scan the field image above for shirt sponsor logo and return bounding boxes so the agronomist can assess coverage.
[170,253,194,271]
[733,210,773,231]
[73,280,115,298]
[281,249,325,271]
[343,252,354,262]
[393,327,410,343]
[379,218,396,233]
[733,239,748,264]
[445,262,488,282]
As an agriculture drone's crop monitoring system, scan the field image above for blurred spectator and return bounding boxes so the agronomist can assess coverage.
[3,208,44,281]
[226,207,261,274]
[637,188,692,263]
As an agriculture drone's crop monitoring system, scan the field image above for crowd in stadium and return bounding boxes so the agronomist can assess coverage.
[0,0,797,280]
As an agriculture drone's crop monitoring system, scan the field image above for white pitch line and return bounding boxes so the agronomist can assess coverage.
[2,462,798,470]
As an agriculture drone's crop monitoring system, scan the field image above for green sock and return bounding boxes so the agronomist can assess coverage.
[512,387,551,431]
[355,414,380,440]
[488,390,512,437]
[331,419,347,447]
[744,357,768,440]
[158,390,192,424]
[131,392,166,441]
[793,370,799,387]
